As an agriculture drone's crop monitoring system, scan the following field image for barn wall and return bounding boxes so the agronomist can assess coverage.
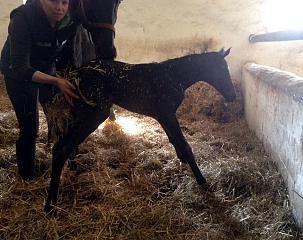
[242,63,303,228]
[0,1,22,47]
[114,0,303,83]
[0,0,303,83]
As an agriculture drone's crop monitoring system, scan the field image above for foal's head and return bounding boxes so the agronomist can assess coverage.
[202,48,236,102]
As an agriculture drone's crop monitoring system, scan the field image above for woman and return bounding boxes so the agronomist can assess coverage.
[0,0,79,180]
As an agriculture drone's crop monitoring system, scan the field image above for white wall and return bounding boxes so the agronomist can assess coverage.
[1,0,303,83]
[0,1,22,49]
[242,63,303,228]
[114,0,303,81]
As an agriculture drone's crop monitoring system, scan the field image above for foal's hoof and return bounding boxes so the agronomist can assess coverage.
[44,205,57,217]
[196,176,211,191]
[200,182,212,191]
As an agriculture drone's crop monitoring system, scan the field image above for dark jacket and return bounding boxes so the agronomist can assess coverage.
[0,0,77,81]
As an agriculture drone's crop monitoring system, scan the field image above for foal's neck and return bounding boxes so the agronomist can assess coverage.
[167,54,208,91]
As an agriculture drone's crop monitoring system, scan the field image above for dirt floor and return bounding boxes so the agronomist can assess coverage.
[0,70,302,239]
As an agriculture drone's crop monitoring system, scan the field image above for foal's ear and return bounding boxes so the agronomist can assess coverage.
[219,47,231,57]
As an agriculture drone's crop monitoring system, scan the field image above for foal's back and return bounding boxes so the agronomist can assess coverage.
[107,59,188,116]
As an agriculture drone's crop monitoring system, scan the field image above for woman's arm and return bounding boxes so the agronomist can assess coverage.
[32,71,79,106]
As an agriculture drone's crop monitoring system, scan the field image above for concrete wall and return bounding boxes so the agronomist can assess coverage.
[0,1,22,47]
[242,63,303,228]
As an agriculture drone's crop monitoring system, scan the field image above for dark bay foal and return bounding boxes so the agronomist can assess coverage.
[45,48,236,215]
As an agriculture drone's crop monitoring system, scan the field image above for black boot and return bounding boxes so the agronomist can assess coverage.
[16,139,36,180]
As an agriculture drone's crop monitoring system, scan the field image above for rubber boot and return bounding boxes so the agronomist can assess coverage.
[16,139,36,180]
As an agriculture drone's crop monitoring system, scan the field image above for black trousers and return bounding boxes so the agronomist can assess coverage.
[4,76,57,180]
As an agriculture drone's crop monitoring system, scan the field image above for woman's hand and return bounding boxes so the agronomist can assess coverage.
[31,71,79,106]
[57,78,79,106]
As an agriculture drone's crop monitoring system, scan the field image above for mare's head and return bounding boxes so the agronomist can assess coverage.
[202,48,236,102]
[73,0,122,60]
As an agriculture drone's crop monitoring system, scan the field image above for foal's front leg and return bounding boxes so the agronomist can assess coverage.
[44,106,110,216]
[157,112,207,187]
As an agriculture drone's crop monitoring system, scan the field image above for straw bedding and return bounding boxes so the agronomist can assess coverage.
[0,71,301,239]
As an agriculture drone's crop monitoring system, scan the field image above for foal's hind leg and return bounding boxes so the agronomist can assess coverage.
[157,113,207,187]
[44,106,110,215]
[108,107,116,121]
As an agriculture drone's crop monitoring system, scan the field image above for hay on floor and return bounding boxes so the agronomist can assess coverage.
[0,72,301,239]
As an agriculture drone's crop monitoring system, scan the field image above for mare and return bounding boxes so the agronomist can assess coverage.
[44,48,237,215]
[60,0,121,67]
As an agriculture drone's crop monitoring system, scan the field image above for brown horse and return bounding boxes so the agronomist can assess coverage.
[44,48,236,215]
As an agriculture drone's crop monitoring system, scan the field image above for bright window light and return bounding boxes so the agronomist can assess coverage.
[263,0,303,32]
[98,116,143,135]
[115,116,143,135]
